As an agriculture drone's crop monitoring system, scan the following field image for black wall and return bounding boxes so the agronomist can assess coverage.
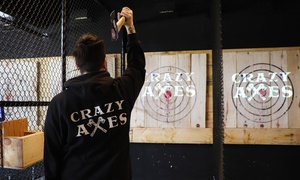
[134,0,300,52]
[131,144,300,180]
[130,1,300,180]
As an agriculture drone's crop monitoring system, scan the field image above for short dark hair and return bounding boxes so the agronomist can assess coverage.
[72,33,106,73]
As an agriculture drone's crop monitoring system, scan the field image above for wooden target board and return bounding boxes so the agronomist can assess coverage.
[223,49,300,128]
[130,52,207,143]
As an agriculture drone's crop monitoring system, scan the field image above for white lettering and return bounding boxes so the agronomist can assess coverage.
[163,73,173,82]
[242,73,253,83]
[234,87,247,99]
[234,84,293,100]
[184,72,194,81]
[281,72,291,82]
[186,85,196,97]
[80,109,92,120]
[119,113,127,125]
[232,73,240,83]
[142,86,154,97]
[105,103,114,113]
[70,112,80,122]
[256,73,267,82]
[107,116,118,128]
[115,100,124,110]
[151,73,160,82]
[268,86,279,98]
[94,106,104,116]
[282,85,293,98]
[70,100,126,122]
[76,124,90,137]
[174,86,184,97]
[232,72,291,83]
[269,72,278,82]
[175,73,183,81]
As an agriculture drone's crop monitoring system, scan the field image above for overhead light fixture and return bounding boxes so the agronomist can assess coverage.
[75,16,88,20]
[0,11,14,28]
[3,23,11,27]
[159,10,174,14]
[0,11,14,21]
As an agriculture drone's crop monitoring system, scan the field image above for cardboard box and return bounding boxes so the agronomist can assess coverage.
[1,118,44,169]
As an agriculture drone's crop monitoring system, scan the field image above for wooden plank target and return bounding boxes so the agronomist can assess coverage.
[223,49,299,128]
[131,52,207,135]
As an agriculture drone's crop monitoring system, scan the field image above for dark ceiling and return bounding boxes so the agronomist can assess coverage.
[1,0,210,28]
[1,0,297,28]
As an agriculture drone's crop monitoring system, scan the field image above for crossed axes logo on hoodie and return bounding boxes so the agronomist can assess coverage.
[70,100,128,137]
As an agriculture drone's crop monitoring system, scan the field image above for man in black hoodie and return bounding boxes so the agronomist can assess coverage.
[44,7,145,180]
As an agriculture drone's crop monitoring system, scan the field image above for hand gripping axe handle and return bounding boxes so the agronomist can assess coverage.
[110,10,126,41]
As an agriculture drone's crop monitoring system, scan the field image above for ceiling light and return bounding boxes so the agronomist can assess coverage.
[0,11,14,21]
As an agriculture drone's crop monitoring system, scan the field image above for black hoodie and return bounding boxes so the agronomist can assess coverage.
[44,34,145,180]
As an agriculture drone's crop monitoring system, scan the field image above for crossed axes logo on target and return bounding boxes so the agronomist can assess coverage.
[141,66,197,123]
[231,63,294,123]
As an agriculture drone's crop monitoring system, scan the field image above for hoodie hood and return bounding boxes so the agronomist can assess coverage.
[64,71,113,100]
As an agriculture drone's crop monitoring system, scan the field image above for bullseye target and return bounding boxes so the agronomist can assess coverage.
[141,66,197,123]
[231,63,294,123]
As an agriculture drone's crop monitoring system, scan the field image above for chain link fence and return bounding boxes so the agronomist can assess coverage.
[0,0,61,178]
[0,0,117,179]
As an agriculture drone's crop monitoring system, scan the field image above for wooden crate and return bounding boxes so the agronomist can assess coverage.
[0,118,44,169]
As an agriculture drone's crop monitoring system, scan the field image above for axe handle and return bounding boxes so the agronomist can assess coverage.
[116,16,126,32]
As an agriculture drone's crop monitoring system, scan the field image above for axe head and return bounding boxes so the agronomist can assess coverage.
[110,10,119,41]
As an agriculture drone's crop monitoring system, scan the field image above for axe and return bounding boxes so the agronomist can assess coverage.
[110,10,126,41]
